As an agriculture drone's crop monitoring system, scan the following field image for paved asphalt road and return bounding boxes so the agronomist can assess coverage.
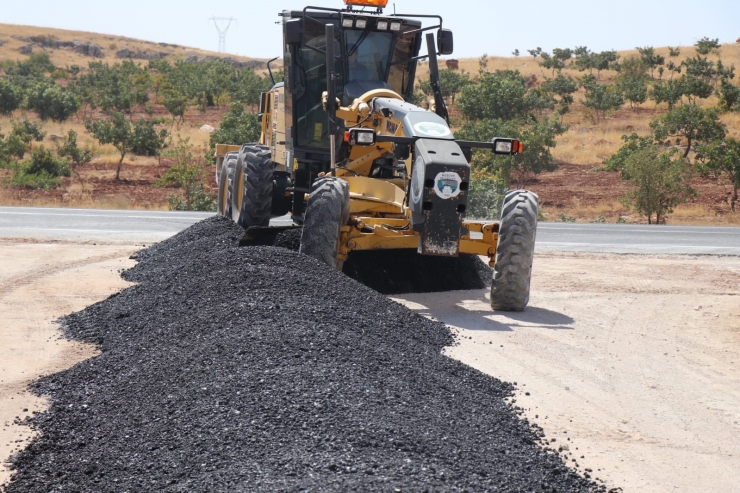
[1,206,739,255]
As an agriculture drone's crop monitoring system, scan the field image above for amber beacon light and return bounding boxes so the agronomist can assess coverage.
[343,0,389,8]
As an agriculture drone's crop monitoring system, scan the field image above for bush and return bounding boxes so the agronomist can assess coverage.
[25,146,70,177]
[208,103,261,161]
[167,182,215,212]
[158,137,216,212]
[9,170,60,190]
[466,172,507,220]
[620,146,695,224]
[0,80,22,116]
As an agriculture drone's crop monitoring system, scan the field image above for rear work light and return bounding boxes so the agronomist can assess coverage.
[343,0,389,8]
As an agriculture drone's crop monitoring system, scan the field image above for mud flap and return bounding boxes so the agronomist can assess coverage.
[409,138,470,256]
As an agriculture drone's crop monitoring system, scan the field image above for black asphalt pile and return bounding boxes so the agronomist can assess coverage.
[5,217,608,492]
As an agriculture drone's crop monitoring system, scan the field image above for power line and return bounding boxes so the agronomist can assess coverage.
[209,17,237,53]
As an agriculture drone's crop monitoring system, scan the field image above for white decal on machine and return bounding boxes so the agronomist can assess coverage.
[413,122,451,137]
[434,172,462,199]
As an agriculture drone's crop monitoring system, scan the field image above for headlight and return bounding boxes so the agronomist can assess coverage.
[495,141,513,153]
[347,128,377,146]
[377,20,388,30]
[355,18,367,29]
[390,21,402,31]
[342,17,354,28]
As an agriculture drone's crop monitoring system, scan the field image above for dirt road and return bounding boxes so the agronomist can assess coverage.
[394,252,740,492]
[0,240,139,485]
[2,240,739,491]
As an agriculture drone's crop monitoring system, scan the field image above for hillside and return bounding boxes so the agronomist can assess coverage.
[0,24,739,225]
[0,23,265,68]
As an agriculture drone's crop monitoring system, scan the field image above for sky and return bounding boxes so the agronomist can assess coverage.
[2,0,740,59]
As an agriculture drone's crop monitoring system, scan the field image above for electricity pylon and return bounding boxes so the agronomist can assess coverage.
[210,17,237,53]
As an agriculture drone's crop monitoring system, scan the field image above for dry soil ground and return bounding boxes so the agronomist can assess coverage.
[1,242,739,492]
[0,239,139,486]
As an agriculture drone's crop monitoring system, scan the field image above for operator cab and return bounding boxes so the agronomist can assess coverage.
[282,2,450,151]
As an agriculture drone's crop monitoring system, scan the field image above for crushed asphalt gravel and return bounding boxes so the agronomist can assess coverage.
[4,216,611,492]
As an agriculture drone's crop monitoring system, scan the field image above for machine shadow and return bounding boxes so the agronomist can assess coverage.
[391,289,575,333]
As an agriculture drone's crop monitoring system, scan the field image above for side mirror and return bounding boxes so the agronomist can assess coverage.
[437,29,454,56]
[285,18,303,45]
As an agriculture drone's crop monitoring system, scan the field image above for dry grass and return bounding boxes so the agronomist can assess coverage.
[0,23,262,68]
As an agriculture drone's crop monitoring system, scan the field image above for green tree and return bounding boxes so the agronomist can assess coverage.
[0,120,46,166]
[457,70,532,121]
[695,138,740,211]
[621,146,696,224]
[208,103,261,160]
[420,68,471,105]
[0,80,22,116]
[603,133,655,176]
[229,67,270,107]
[80,61,149,114]
[157,136,216,211]
[695,37,721,56]
[25,83,81,124]
[668,46,681,58]
[615,57,649,109]
[581,76,624,122]
[636,46,665,79]
[162,88,188,128]
[56,130,93,182]
[650,105,726,157]
[717,78,740,111]
[541,74,579,114]
[572,49,620,78]
[85,111,135,180]
[537,48,573,75]
[131,119,169,159]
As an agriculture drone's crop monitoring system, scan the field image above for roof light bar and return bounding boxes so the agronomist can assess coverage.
[389,21,402,31]
[376,20,388,30]
[343,0,389,7]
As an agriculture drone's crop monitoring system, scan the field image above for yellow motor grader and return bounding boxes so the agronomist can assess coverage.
[215,0,539,310]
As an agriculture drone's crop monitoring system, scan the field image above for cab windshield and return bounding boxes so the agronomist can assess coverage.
[345,30,393,82]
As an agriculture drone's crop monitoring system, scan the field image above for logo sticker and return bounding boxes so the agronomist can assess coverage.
[413,122,451,137]
[434,172,462,199]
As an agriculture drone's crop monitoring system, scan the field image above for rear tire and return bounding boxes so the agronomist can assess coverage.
[217,154,236,217]
[300,177,350,270]
[490,190,539,311]
[231,144,274,228]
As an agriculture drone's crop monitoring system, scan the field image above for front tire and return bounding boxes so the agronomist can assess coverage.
[299,177,350,270]
[490,190,539,311]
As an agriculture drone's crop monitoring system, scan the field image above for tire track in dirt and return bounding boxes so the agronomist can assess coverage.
[0,251,130,301]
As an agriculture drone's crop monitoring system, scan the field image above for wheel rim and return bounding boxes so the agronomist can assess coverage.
[235,171,244,215]
[220,180,228,215]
